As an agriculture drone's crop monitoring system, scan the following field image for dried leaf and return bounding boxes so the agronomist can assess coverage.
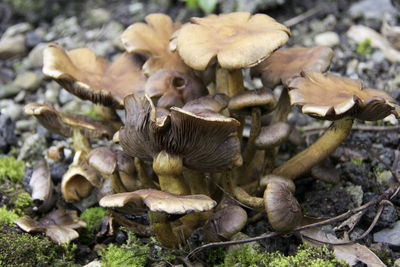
[29,159,54,212]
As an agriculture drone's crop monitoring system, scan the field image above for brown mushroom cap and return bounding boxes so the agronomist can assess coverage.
[289,71,400,120]
[29,159,54,212]
[100,189,216,215]
[43,43,146,108]
[174,12,290,70]
[203,205,248,241]
[145,69,208,108]
[121,13,189,75]
[24,103,116,139]
[120,94,242,172]
[260,174,296,192]
[87,147,117,176]
[254,122,291,149]
[251,46,334,88]
[228,88,277,113]
[264,182,303,232]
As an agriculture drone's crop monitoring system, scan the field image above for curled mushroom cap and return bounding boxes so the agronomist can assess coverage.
[29,159,54,212]
[43,43,146,108]
[100,189,216,215]
[264,182,303,232]
[254,122,291,149]
[203,205,248,241]
[121,13,189,75]
[145,69,208,108]
[87,147,117,176]
[120,94,242,172]
[289,71,400,120]
[174,12,290,70]
[251,46,334,88]
[24,103,116,139]
[228,88,277,113]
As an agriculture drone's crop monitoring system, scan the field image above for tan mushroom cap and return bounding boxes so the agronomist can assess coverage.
[43,43,146,108]
[175,12,290,70]
[251,46,334,88]
[145,69,208,108]
[24,103,116,139]
[121,13,189,75]
[254,122,291,149]
[100,189,217,215]
[288,71,400,120]
[228,88,277,113]
[260,174,296,192]
[29,159,54,212]
[87,147,117,176]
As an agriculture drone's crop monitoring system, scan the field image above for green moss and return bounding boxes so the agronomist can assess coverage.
[356,38,373,55]
[350,158,364,166]
[85,106,101,121]
[0,156,25,184]
[0,206,19,226]
[0,226,76,266]
[13,192,33,216]
[79,206,108,243]
[100,230,149,267]
[220,244,347,267]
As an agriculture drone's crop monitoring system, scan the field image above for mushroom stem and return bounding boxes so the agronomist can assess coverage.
[273,118,353,180]
[93,104,123,131]
[148,211,180,247]
[153,150,190,195]
[184,168,209,196]
[233,186,264,210]
[109,173,127,193]
[216,67,244,97]
[72,129,91,154]
[134,158,157,189]
[237,107,261,185]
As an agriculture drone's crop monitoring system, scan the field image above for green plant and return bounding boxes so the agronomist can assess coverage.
[180,0,218,14]
[350,157,363,166]
[0,226,76,266]
[356,38,373,55]
[220,244,347,267]
[100,230,149,267]
[0,206,19,226]
[0,156,25,184]
[79,206,108,242]
[13,192,33,216]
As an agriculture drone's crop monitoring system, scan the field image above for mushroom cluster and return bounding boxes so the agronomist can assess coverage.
[23,12,400,247]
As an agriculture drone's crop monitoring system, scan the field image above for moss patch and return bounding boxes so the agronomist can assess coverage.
[0,206,19,226]
[0,156,25,184]
[79,206,108,243]
[13,192,33,216]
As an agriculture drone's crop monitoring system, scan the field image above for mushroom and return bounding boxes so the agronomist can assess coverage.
[24,103,116,153]
[100,189,216,247]
[14,209,87,244]
[121,13,190,76]
[273,71,400,180]
[29,159,55,212]
[43,43,147,109]
[203,205,248,242]
[173,12,290,97]
[61,151,102,202]
[145,69,208,108]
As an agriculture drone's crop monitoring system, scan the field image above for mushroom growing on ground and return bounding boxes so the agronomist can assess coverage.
[173,12,290,97]
[273,71,400,180]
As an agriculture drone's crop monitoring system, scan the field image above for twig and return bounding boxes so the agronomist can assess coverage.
[283,4,325,27]
[302,124,400,133]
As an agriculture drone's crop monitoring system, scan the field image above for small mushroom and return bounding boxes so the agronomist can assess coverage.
[145,69,208,108]
[29,159,55,212]
[203,205,247,242]
[264,181,303,232]
[254,122,291,150]
[173,12,290,97]
[310,160,340,184]
[14,209,87,244]
[43,43,146,108]
[121,13,190,75]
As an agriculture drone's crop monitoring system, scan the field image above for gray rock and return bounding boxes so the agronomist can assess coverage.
[86,8,111,28]
[373,220,400,246]
[103,21,124,48]
[376,170,396,187]
[344,183,363,209]
[44,82,60,104]
[16,119,37,132]
[0,116,17,153]
[25,31,43,48]
[59,88,76,104]
[220,0,284,13]
[3,23,33,38]
[27,43,48,69]
[0,84,21,99]
[0,34,26,59]
[349,0,395,20]
[0,100,23,121]
[18,133,47,161]
[13,72,42,91]
[314,31,340,47]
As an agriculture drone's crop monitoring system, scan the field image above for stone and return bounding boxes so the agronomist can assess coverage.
[27,43,48,68]
[0,34,26,59]
[25,31,43,48]
[349,0,395,20]
[13,72,42,91]
[344,183,363,209]
[0,100,23,121]
[0,116,17,153]
[44,82,60,103]
[376,170,396,187]
[16,119,37,132]
[86,8,111,28]
[314,31,340,47]
[18,133,47,161]
[3,23,33,38]
[373,220,400,246]
[0,84,21,99]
